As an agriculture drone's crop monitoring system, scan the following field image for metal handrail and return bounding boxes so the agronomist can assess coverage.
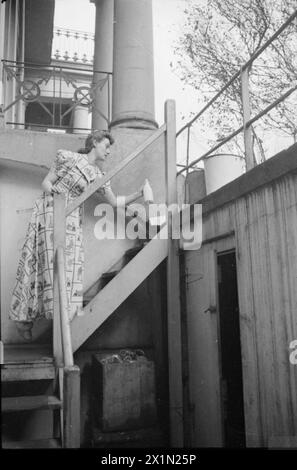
[1,60,112,130]
[6,122,92,131]
[177,9,297,174]
[1,59,111,75]
[54,26,95,38]
[178,83,297,173]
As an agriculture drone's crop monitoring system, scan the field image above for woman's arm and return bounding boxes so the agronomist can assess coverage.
[98,186,143,208]
[41,167,59,194]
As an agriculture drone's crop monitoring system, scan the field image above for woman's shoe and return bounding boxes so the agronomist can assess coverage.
[15,321,33,341]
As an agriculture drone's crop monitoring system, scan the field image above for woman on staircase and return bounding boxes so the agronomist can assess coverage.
[9,130,144,340]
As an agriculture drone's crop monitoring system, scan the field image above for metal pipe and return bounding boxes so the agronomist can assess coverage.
[178,84,297,175]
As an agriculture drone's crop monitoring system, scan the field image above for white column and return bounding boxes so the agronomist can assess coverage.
[16,0,26,128]
[91,0,114,130]
[111,0,157,129]
[73,105,90,134]
[1,0,17,125]
[0,2,6,111]
[0,5,4,128]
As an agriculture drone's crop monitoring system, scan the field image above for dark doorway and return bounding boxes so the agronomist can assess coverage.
[217,250,246,448]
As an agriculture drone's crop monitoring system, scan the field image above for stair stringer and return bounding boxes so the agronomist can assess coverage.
[71,225,169,352]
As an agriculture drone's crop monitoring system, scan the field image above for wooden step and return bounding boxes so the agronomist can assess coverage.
[83,278,101,305]
[84,246,142,303]
[3,344,53,364]
[92,425,167,448]
[2,438,61,449]
[83,271,119,307]
[100,270,118,288]
[1,363,56,382]
[71,224,169,352]
[2,395,62,412]
[83,241,144,307]
[2,345,55,382]
[124,245,143,260]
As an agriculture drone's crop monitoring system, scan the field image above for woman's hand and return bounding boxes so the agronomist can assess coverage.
[42,180,59,195]
[139,183,145,197]
[41,167,59,195]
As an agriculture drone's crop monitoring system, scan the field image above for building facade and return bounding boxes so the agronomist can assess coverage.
[1,0,297,450]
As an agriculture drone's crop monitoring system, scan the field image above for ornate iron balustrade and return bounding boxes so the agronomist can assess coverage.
[1,60,112,132]
[52,27,94,65]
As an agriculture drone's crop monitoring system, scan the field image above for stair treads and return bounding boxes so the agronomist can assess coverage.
[1,364,56,382]
[100,271,118,288]
[2,439,61,449]
[2,395,62,412]
[3,344,53,364]
[72,224,169,352]
[124,246,143,259]
[92,425,166,446]
[101,270,118,279]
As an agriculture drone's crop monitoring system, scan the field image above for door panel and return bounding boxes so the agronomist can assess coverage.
[186,236,237,447]
[186,244,223,446]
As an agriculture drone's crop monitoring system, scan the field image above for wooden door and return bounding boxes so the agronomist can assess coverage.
[186,242,223,446]
[186,236,237,447]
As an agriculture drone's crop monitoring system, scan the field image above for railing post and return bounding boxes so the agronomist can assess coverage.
[57,247,74,367]
[240,67,254,171]
[108,73,112,125]
[186,125,191,178]
[164,99,184,447]
[63,365,80,448]
[53,193,66,366]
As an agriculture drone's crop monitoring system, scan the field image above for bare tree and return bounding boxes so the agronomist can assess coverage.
[173,0,297,160]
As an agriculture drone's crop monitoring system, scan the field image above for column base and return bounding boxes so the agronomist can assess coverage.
[110,116,158,130]
[73,105,91,134]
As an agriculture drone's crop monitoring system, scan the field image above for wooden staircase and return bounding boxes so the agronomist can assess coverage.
[1,231,164,449]
[83,242,145,307]
[1,344,80,449]
[1,230,164,449]
[1,100,184,448]
[1,345,63,448]
[2,249,80,449]
[74,224,168,352]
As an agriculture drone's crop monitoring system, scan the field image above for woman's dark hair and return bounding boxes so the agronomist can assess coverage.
[78,130,114,154]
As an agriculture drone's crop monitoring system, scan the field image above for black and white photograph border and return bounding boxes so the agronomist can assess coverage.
[0,0,297,461]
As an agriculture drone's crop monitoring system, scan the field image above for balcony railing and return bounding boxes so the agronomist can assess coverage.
[52,27,94,65]
[1,60,112,132]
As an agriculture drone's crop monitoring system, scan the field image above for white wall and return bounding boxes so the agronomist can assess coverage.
[0,127,170,344]
[0,160,51,343]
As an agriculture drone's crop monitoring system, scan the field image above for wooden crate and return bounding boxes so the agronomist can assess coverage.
[92,353,157,432]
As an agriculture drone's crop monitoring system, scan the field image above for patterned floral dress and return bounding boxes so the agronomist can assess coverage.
[9,150,109,322]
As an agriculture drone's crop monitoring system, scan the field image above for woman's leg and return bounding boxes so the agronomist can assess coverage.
[15,321,34,340]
